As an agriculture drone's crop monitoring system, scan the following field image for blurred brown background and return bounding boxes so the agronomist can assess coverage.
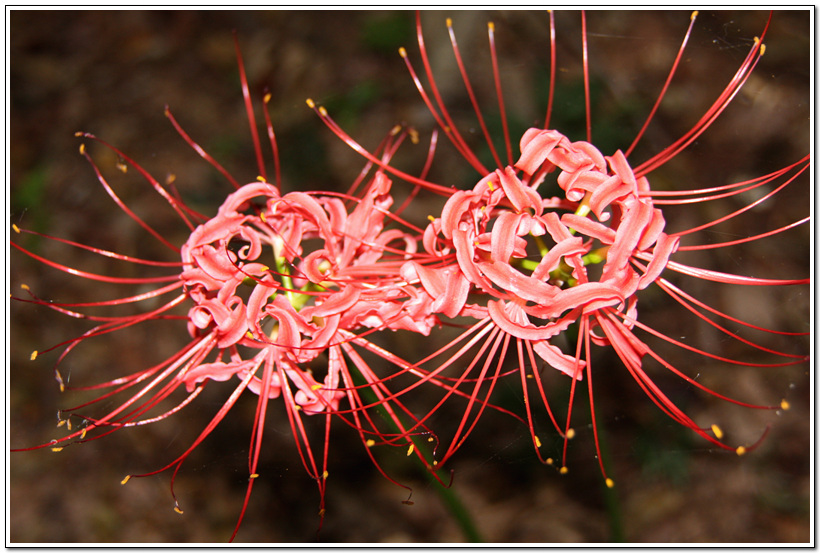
[9,10,810,543]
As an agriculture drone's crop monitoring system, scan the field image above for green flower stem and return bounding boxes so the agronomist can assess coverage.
[349,365,484,542]
[422,466,484,543]
[591,410,625,542]
[273,247,297,306]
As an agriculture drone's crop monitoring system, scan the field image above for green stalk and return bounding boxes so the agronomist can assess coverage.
[422,465,483,542]
[591,410,625,542]
[349,366,484,542]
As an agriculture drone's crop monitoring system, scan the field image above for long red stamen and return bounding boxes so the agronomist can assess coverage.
[164,107,242,190]
[262,90,282,192]
[582,315,614,487]
[305,100,454,196]
[487,21,513,165]
[78,132,197,232]
[12,226,183,267]
[446,17,503,169]
[233,32,266,182]
[636,14,772,176]
[544,11,556,129]
[581,11,592,143]
[624,11,699,158]
[11,241,179,284]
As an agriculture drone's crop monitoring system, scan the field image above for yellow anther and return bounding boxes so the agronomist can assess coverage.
[318,508,326,517]
[79,143,86,155]
[57,420,66,428]
[116,161,128,173]
[546,458,554,466]
[20,283,30,291]
[51,447,63,452]
[66,419,72,431]
[249,473,259,479]
[488,22,495,32]
[310,384,323,391]
[427,436,434,442]
[319,106,328,117]
[534,436,542,448]
[165,173,176,185]
[559,466,568,475]
[760,43,766,56]
[294,405,301,411]
[432,460,438,466]
[781,399,790,411]
[487,180,495,192]
[691,10,698,20]
[711,424,724,440]
[409,128,419,144]
[427,215,436,222]
[526,373,533,379]
[263,92,272,104]
[245,331,253,339]
[605,478,615,489]
[306,98,315,108]
[407,443,414,456]
[322,470,329,479]
[174,506,184,515]
[12,224,20,233]
[30,350,38,361]
[256,175,267,183]
[736,446,747,456]
[390,124,402,136]
[121,475,131,485]
[365,439,375,447]
[446,17,452,27]
[565,428,576,440]
[80,428,87,440]
[399,47,407,58]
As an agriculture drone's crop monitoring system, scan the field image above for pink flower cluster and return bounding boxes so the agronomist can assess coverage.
[416,129,678,371]
[179,174,426,403]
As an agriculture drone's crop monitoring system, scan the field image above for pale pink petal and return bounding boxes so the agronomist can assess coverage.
[487,299,576,341]
[304,285,361,318]
[496,166,542,214]
[532,341,585,379]
[183,359,258,393]
[490,211,526,263]
[604,199,654,272]
[560,213,616,244]
[533,282,623,319]
[637,233,680,289]
[515,128,562,177]
[479,260,558,305]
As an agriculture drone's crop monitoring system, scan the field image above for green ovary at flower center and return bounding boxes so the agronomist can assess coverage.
[240,242,330,343]
[517,246,608,289]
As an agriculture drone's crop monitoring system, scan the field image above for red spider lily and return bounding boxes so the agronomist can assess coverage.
[9,36,458,541]
[307,11,810,486]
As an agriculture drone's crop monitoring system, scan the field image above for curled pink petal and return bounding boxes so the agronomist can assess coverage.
[532,341,585,380]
